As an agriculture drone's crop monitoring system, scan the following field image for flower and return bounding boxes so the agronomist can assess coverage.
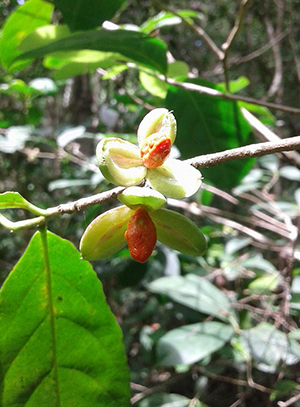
[80,187,207,263]
[96,108,202,199]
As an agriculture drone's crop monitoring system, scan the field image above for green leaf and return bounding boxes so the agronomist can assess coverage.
[0,231,130,406]
[141,10,203,34]
[216,76,250,93]
[138,392,204,407]
[139,72,168,99]
[0,191,46,215]
[270,380,300,401]
[241,323,300,371]
[147,274,236,322]
[16,29,168,74]
[0,0,54,71]
[156,322,233,366]
[248,275,281,295]
[53,0,125,31]
[166,78,254,189]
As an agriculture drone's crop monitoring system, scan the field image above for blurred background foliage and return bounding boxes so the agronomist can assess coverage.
[1,0,300,406]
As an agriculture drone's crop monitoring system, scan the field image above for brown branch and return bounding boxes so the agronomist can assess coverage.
[186,135,300,169]
[165,78,300,115]
[229,29,289,66]
[2,135,300,230]
[241,108,300,168]
[221,0,250,90]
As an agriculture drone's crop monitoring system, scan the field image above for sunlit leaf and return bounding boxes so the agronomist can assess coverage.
[16,29,168,74]
[0,0,54,71]
[0,231,131,406]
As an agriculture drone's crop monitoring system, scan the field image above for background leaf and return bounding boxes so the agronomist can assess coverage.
[147,275,236,322]
[0,231,130,406]
[166,78,254,189]
[0,0,54,70]
[156,321,233,366]
[53,0,125,32]
[137,392,204,407]
[241,323,300,372]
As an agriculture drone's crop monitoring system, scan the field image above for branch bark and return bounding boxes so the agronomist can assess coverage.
[186,135,300,169]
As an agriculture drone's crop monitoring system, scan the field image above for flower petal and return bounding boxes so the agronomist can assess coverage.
[96,138,146,186]
[118,186,166,211]
[147,158,202,198]
[149,208,207,257]
[80,205,134,260]
[137,108,176,148]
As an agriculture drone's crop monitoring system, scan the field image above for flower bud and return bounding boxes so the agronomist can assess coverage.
[118,186,166,211]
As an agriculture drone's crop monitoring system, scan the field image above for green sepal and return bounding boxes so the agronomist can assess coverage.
[96,137,146,187]
[80,206,135,260]
[137,108,176,147]
[150,208,207,256]
[118,187,166,211]
[147,158,202,198]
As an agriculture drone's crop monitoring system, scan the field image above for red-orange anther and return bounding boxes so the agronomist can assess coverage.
[140,135,171,169]
[125,208,157,263]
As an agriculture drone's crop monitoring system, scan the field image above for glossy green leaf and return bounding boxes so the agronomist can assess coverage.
[16,29,168,74]
[147,274,235,322]
[156,322,233,366]
[20,25,71,54]
[166,78,254,189]
[150,209,206,256]
[217,76,250,93]
[0,191,46,215]
[53,0,125,31]
[80,206,135,260]
[0,0,54,71]
[139,72,168,99]
[0,231,130,406]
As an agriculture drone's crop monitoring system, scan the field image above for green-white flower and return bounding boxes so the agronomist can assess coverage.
[96,108,202,199]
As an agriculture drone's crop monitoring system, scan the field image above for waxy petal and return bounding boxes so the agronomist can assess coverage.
[118,186,166,211]
[147,158,202,199]
[149,208,207,257]
[137,108,176,148]
[96,138,146,186]
[80,205,134,260]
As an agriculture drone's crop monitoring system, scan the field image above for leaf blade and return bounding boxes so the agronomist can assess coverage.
[0,231,131,406]
[17,29,168,74]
